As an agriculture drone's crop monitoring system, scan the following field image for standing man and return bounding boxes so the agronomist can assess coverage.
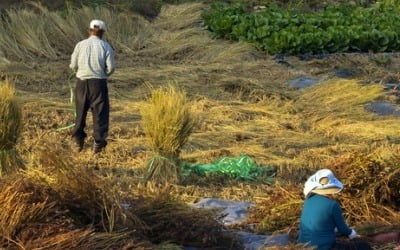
[70,19,115,153]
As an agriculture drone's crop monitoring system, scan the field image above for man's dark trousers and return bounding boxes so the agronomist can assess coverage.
[72,79,109,146]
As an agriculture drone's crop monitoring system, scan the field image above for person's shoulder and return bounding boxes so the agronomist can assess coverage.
[311,194,336,204]
[322,197,340,213]
[77,38,90,46]
[81,37,92,42]
[329,198,341,207]
[101,40,114,50]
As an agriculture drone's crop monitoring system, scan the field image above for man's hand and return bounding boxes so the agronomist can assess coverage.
[69,69,76,79]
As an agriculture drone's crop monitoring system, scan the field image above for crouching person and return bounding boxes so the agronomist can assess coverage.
[298,169,372,250]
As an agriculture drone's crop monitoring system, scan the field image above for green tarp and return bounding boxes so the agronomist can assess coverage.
[183,154,275,183]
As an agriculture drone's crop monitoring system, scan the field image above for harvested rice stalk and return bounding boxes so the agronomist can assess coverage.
[24,142,143,233]
[246,185,303,234]
[141,84,197,184]
[0,174,151,249]
[338,193,400,227]
[330,152,400,225]
[0,169,149,249]
[17,228,146,250]
[131,192,240,248]
[44,166,143,233]
[0,77,23,176]
[247,152,400,235]
[0,181,50,245]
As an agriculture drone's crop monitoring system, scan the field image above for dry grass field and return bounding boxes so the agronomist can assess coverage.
[0,2,400,249]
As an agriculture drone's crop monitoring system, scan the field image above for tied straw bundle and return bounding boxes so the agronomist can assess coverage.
[141,85,197,184]
[0,77,23,176]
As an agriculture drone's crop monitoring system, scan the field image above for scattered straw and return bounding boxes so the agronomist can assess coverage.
[0,4,151,60]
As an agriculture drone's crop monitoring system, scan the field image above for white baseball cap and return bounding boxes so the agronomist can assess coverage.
[90,19,106,31]
[303,169,343,197]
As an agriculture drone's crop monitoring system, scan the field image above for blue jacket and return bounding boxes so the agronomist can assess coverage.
[298,194,352,250]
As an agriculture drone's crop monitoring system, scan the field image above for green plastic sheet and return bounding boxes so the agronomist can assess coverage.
[183,154,275,183]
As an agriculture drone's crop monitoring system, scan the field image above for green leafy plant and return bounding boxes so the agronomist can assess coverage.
[203,2,400,54]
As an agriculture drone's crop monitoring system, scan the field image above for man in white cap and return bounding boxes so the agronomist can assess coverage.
[298,169,372,250]
[70,19,115,153]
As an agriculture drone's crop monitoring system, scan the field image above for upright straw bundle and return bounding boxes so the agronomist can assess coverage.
[141,85,196,184]
[0,78,23,176]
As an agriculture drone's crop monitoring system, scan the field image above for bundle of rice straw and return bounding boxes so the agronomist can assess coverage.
[330,152,400,225]
[0,78,23,176]
[140,85,196,184]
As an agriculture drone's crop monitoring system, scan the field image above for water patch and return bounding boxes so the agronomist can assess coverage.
[235,231,289,250]
[334,69,354,78]
[288,76,323,89]
[365,102,400,116]
[192,198,253,226]
[191,199,290,249]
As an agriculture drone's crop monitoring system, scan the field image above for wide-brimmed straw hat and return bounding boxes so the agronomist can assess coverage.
[303,169,343,197]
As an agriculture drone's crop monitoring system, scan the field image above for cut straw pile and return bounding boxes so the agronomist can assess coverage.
[141,85,197,184]
[0,142,236,249]
[0,77,23,176]
[131,193,239,248]
[245,185,303,234]
[0,170,139,249]
[330,152,400,226]
[246,151,400,238]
